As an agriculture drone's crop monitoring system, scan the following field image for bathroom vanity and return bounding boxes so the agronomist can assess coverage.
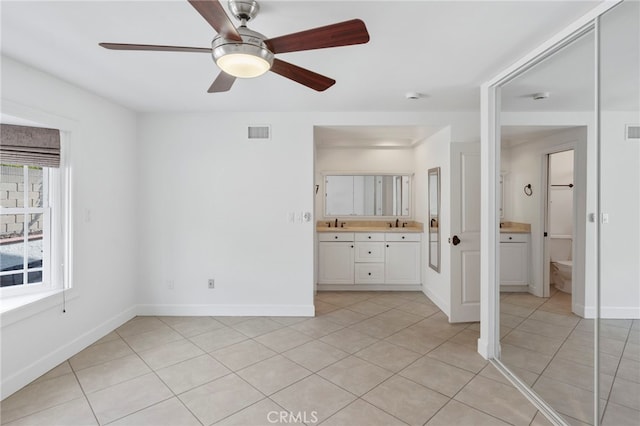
[499,222,531,291]
[317,222,422,291]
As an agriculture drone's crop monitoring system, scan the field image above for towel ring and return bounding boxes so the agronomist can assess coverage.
[524,184,533,196]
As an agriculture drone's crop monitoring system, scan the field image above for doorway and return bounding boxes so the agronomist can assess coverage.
[544,150,575,308]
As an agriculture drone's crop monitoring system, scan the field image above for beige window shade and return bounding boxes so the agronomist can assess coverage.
[0,123,61,168]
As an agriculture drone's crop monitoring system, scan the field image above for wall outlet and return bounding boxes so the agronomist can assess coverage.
[208,279,215,289]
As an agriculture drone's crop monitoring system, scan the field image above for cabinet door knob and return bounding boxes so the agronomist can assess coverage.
[509,237,513,240]
[334,236,338,239]
[368,236,371,239]
[368,251,372,254]
[368,272,372,276]
[350,245,354,248]
[402,236,405,239]
[386,244,389,248]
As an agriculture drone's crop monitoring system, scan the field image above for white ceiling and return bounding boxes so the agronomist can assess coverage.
[1,0,603,113]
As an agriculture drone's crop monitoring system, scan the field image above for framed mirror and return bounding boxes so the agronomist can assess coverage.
[428,167,440,272]
[324,174,411,217]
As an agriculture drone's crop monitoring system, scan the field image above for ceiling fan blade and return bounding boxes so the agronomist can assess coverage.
[188,0,242,42]
[270,59,335,92]
[208,71,236,93]
[99,43,212,53]
[264,19,369,54]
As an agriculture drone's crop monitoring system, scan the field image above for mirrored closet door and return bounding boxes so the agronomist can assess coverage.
[489,1,639,425]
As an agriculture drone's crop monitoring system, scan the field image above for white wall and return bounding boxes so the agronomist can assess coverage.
[501,126,586,309]
[136,112,316,316]
[1,56,138,398]
[414,127,452,315]
[600,111,640,318]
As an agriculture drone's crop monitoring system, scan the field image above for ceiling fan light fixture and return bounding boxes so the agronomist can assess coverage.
[216,52,271,78]
[212,26,274,78]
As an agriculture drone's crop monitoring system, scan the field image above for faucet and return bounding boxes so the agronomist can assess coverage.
[335,218,339,228]
[395,218,399,228]
[325,221,332,228]
[402,222,408,228]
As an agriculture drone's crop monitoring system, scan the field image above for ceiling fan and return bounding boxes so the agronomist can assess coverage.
[99,0,370,93]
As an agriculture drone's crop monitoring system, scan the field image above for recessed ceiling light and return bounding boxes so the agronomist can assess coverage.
[405,92,426,100]
[533,92,550,100]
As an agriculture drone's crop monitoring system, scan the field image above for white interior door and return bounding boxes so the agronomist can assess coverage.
[450,143,481,322]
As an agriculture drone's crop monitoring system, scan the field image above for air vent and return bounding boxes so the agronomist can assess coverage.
[248,125,271,140]
[626,124,640,141]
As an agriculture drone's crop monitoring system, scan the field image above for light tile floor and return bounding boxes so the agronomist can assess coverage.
[500,287,640,426]
[0,290,615,426]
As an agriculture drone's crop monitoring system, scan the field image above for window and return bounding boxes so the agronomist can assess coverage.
[1,165,52,291]
[0,123,65,301]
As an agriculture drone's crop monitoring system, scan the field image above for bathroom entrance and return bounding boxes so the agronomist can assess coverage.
[543,149,575,302]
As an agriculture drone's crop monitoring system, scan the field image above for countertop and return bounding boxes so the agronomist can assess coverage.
[317,220,423,233]
[500,221,531,234]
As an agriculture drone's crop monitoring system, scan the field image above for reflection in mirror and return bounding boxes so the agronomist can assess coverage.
[599,3,640,426]
[499,27,596,425]
[428,168,440,272]
[324,174,410,217]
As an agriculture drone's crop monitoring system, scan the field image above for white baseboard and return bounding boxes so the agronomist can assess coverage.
[601,306,640,319]
[581,304,640,319]
[136,304,315,317]
[422,285,449,316]
[316,284,421,292]
[477,337,491,360]
[574,302,589,318]
[1,305,136,399]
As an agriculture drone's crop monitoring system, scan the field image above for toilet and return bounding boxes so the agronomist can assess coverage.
[550,236,573,294]
[551,260,572,293]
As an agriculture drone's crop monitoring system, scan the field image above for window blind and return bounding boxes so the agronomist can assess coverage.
[0,124,61,168]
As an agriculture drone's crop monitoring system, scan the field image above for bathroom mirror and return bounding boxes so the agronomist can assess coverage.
[324,174,410,217]
[428,167,440,272]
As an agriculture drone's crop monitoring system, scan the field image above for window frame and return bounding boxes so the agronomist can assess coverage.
[0,165,59,297]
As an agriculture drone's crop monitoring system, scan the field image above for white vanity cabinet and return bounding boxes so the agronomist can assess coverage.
[500,233,530,289]
[354,233,385,284]
[317,231,421,289]
[385,233,421,285]
[318,233,354,285]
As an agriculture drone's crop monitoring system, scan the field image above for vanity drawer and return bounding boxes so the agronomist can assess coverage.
[354,242,385,262]
[318,232,354,242]
[355,233,385,242]
[355,263,385,284]
[385,233,421,242]
[500,233,529,243]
